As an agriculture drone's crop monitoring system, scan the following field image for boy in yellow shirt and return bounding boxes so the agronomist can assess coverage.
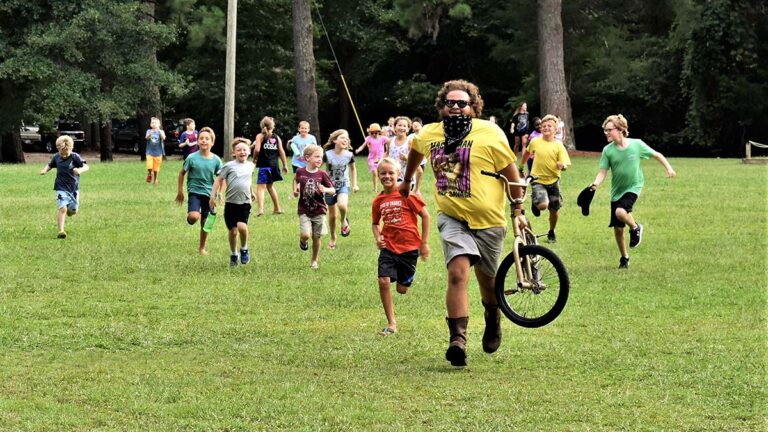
[520,114,571,243]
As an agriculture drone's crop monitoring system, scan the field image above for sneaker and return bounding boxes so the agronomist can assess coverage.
[146,173,152,183]
[531,202,541,217]
[230,254,238,267]
[57,231,67,239]
[547,230,556,243]
[629,223,643,248]
[240,248,250,265]
[618,256,629,269]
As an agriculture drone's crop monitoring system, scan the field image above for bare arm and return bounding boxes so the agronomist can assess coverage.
[175,169,186,204]
[520,148,531,171]
[591,168,609,189]
[73,163,89,176]
[418,207,430,260]
[350,161,359,192]
[498,162,524,205]
[653,152,676,177]
[399,151,425,197]
[372,224,385,250]
[39,165,51,175]
[277,137,288,172]
[354,141,367,154]
[252,134,264,159]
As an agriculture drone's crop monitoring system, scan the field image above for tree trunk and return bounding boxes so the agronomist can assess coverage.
[139,0,161,159]
[0,131,26,164]
[292,0,321,141]
[100,118,114,162]
[538,0,575,150]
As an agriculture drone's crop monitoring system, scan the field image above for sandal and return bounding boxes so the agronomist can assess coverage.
[327,242,337,250]
[379,327,396,336]
[310,261,319,269]
[340,218,351,237]
[299,240,308,251]
[257,212,265,217]
[274,210,284,215]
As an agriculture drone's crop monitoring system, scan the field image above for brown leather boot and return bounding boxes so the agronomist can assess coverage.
[482,301,502,353]
[445,316,468,367]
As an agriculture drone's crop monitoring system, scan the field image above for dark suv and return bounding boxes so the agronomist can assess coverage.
[40,120,85,153]
[112,118,184,154]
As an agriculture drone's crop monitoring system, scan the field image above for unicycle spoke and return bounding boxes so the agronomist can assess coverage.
[495,245,569,328]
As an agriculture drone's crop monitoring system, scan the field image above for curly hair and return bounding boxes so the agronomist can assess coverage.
[434,79,484,118]
[602,114,629,137]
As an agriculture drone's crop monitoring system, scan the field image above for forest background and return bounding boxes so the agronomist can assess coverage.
[0,0,766,161]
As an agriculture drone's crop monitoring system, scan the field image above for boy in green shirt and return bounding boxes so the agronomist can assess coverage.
[589,114,676,269]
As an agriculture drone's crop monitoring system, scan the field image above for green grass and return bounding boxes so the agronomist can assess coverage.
[0,155,765,431]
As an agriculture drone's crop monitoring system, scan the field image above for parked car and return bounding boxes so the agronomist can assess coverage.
[111,118,143,154]
[20,122,42,150]
[39,120,85,153]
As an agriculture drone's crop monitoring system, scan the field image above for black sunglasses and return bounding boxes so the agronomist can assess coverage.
[444,99,469,109]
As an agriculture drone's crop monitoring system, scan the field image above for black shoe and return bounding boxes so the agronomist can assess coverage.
[299,239,308,251]
[619,256,629,269]
[230,254,238,267]
[445,343,467,367]
[547,230,556,243]
[629,223,643,248]
[531,202,541,217]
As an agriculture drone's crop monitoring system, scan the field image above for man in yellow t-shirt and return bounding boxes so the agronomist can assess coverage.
[399,80,526,367]
[520,114,571,243]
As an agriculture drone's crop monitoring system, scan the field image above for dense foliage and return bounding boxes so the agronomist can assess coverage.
[1,0,765,158]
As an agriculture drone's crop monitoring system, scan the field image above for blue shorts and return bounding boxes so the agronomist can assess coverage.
[188,192,211,218]
[56,190,79,212]
[257,166,283,184]
[324,186,350,205]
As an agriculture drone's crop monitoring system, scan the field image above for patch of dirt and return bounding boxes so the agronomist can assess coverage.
[23,151,181,164]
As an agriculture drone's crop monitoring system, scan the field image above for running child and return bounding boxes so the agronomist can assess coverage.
[145,116,166,185]
[589,114,676,269]
[354,123,388,192]
[371,157,430,336]
[178,118,199,160]
[408,117,427,194]
[210,138,256,267]
[323,129,359,249]
[39,136,89,239]
[520,114,571,243]
[293,144,336,269]
[287,120,317,200]
[388,116,412,182]
[252,116,288,216]
[175,127,223,255]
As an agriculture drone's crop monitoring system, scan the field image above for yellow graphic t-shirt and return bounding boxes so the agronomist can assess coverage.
[527,137,571,185]
[411,119,515,229]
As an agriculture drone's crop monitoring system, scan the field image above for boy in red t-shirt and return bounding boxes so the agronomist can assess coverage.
[371,157,431,336]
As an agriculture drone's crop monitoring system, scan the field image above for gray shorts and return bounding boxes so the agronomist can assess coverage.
[299,214,328,238]
[532,181,563,211]
[437,213,507,277]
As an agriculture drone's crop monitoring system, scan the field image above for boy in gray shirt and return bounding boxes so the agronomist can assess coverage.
[211,138,256,267]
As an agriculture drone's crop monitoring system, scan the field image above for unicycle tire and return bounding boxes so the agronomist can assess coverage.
[495,244,569,328]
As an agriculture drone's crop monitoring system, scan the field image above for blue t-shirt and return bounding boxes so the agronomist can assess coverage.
[48,153,86,194]
[145,129,165,157]
[290,134,317,168]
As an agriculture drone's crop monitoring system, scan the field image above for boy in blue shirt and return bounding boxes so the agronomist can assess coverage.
[39,136,89,239]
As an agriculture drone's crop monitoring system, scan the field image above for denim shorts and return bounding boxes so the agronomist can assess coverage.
[257,166,283,184]
[56,190,79,212]
[324,186,350,205]
[188,193,211,218]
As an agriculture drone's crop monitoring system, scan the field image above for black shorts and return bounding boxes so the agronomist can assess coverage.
[609,193,638,228]
[224,202,251,230]
[377,249,419,287]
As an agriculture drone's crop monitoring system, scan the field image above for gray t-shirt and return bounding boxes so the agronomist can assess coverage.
[325,149,354,189]
[218,160,255,204]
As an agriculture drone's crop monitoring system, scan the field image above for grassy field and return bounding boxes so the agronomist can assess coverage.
[0,155,765,431]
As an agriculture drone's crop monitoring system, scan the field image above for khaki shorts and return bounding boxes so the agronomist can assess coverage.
[437,213,507,277]
[299,214,328,238]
